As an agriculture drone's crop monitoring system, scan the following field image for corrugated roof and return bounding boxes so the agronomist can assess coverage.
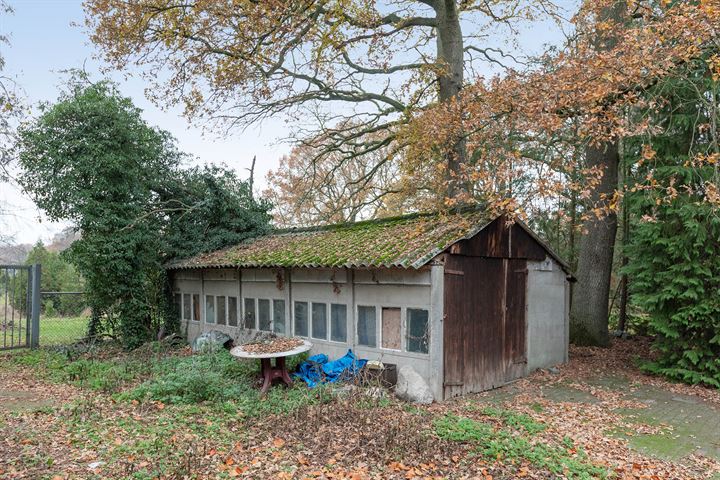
[166,210,493,270]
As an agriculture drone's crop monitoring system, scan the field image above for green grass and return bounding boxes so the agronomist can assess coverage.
[39,315,88,345]
[8,345,326,417]
[434,413,609,479]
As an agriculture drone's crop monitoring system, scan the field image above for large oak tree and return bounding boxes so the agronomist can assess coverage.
[85,0,560,198]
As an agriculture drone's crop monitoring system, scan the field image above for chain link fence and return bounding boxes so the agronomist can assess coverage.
[39,291,89,346]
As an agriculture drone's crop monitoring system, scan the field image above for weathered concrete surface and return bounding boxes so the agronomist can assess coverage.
[542,376,720,463]
[613,382,720,462]
[526,259,568,372]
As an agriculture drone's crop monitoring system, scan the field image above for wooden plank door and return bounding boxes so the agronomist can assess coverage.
[504,259,528,382]
[443,256,529,398]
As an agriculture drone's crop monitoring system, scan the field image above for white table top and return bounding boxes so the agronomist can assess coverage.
[230,339,313,359]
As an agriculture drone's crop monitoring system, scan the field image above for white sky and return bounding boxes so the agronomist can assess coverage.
[0,0,578,245]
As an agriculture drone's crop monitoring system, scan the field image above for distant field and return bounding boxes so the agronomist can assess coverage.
[39,315,88,346]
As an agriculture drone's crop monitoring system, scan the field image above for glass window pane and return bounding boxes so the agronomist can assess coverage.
[192,294,200,321]
[258,299,271,331]
[183,294,191,320]
[228,297,238,326]
[330,304,347,342]
[205,296,215,324]
[273,299,286,334]
[174,293,181,321]
[244,298,256,329]
[382,307,402,350]
[294,301,308,337]
[357,306,376,347]
[311,303,327,340]
[407,309,429,353]
[216,296,226,325]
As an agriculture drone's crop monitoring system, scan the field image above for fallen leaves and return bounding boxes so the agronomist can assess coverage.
[2,338,719,479]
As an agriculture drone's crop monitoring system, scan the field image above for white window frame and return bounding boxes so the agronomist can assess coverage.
[310,301,329,341]
[293,300,310,338]
[405,307,430,355]
[356,304,378,348]
[272,298,287,335]
[379,306,404,353]
[243,297,257,329]
[329,303,348,343]
[205,295,216,324]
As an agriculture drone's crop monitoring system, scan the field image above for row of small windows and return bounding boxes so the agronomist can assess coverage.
[173,294,429,354]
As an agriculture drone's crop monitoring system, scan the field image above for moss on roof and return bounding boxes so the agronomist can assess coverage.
[166,210,493,270]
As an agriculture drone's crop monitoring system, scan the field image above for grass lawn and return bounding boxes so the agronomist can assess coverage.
[0,339,718,479]
[39,315,89,346]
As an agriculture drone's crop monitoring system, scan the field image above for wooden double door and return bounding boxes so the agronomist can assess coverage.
[443,255,528,398]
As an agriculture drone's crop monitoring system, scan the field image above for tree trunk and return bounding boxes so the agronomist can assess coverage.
[435,0,467,199]
[570,143,619,347]
[569,0,627,347]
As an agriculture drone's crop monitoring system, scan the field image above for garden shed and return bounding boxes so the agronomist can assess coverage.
[166,210,572,401]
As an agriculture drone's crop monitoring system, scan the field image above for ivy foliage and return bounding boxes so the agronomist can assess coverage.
[17,80,270,348]
[624,62,720,388]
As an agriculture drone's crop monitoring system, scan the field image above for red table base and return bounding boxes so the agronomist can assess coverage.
[258,357,293,395]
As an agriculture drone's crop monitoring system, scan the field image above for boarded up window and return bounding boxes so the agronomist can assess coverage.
[381,307,401,350]
[330,304,347,342]
[228,297,238,326]
[216,296,226,325]
[357,306,376,347]
[192,294,200,321]
[205,296,215,324]
[294,301,308,337]
[407,308,429,353]
[182,293,191,320]
[312,303,327,340]
[273,299,286,334]
[244,298,256,329]
[258,299,271,331]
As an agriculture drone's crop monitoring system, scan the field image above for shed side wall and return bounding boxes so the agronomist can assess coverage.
[526,258,569,371]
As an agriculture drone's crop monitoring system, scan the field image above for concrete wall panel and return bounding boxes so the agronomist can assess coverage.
[526,258,569,371]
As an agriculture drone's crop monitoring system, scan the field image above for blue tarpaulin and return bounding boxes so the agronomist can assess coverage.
[294,349,367,388]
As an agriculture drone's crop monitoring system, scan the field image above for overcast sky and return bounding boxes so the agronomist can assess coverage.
[0,0,578,245]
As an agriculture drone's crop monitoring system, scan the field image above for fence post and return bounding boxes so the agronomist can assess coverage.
[30,263,41,348]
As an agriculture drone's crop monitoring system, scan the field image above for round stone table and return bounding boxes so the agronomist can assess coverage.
[230,340,312,395]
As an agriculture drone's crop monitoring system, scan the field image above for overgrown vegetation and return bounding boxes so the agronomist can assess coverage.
[624,64,720,388]
[9,345,323,417]
[17,79,271,348]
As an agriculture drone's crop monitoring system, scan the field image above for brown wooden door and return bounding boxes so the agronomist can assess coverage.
[443,255,527,398]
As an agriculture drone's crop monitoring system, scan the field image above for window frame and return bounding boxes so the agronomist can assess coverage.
[380,306,403,352]
[293,301,309,337]
[406,307,430,354]
[330,303,348,343]
[310,302,328,340]
[243,297,257,329]
[273,299,286,335]
[216,295,227,326]
[205,295,216,324]
[228,296,239,327]
[356,304,378,348]
[258,298,272,331]
[192,294,201,322]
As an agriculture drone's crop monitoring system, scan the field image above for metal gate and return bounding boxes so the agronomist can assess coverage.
[1,264,40,350]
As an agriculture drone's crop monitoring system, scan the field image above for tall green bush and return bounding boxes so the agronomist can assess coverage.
[624,62,720,388]
[18,79,270,348]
